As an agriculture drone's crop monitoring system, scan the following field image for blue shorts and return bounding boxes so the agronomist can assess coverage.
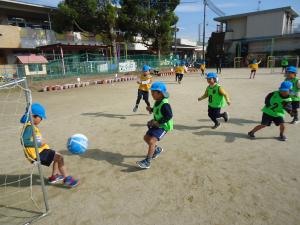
[146,127,167,141]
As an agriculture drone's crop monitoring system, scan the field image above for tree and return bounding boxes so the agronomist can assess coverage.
[118,0,179,56]
[53,0,119,62]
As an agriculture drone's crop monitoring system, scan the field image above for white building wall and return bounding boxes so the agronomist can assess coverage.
[246,11,285,38]
[225,17,247,40]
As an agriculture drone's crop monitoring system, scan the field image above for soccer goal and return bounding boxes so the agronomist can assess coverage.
[267,55,299,73]
[0,77,49,225]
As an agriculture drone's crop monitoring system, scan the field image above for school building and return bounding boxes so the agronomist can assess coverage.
[208,6,300,65]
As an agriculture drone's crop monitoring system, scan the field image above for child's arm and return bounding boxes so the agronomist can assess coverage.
[219,87,231,105]
[264,92,274,107]
[150,103,173,127]
[158,103,173,124]
[198,89,208,101]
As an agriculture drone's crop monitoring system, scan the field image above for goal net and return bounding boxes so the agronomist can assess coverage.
[0,78,49,225]
[267,56,299,74]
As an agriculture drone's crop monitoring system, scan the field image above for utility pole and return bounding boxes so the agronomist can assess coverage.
[174,23,177,54]
[202,0,206,61]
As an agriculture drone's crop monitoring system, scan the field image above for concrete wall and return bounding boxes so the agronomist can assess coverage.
[0,25,105,49]
[246,11,284,38]
[248,37,300,53]
[0,25,21,48]
[225,18,247,40]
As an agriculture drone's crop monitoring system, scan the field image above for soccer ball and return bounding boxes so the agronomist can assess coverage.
[67,134,88,154]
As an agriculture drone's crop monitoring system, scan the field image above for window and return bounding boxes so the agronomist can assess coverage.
[28,64,43,72]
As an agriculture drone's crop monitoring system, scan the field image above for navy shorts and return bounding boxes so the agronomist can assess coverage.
[146,127,167,141]
[39,149,55,167]
[261,113,284,126]
[292,101,300,110]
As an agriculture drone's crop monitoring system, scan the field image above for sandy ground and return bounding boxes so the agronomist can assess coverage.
[1,68,300,225]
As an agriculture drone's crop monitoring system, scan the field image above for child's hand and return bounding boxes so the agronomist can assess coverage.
[147,120,159,128]
[137,81,141,84]
[197,97,201,101]
[227,101,231,106]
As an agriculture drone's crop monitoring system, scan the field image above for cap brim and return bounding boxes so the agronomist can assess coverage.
[279,88,290,92]
[163,92,169,98]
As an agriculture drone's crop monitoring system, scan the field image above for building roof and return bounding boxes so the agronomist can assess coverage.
[17,54,48,64]
[0,0,57,14]
[37,43,110,51]
[214,6,299,22]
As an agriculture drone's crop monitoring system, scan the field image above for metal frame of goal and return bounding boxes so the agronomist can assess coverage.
[267,55,300,73]
[0,77,49,225]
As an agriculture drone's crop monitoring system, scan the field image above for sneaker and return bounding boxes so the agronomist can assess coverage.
[248,131,255,139]
[211,122,220,129]
[136,159,151,169]
[64,176,79,188]
[279,135,287,142]
[48,174,64,184]
[133,105,138,112]
[291,119,299,124]
[152,146,164,159]
[223,112,229,122]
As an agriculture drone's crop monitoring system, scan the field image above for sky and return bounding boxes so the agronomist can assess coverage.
[17,0,300,42]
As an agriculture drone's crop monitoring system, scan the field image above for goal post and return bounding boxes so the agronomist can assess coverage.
[0,77,49,225]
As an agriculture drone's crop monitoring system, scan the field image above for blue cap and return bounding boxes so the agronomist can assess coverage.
[279,81,293,92]
[252,59,257,64]
[142,65,151,72]
[180,61,185,66]
[286,66,297,73]
[31,103,47,119]
[150,82,169,98]
[206,72,217,79]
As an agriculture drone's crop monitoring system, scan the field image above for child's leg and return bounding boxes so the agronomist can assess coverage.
[143,91,151,107]
[249,124,267,134]
[208,107,220,126]
[291,101,299,122]
[144,134,158,159]
[53,153,68,177]
[253,70,256,78]
[135,90,143,106]
[279,123,285,136]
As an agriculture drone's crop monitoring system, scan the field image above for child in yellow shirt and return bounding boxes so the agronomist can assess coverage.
[133,65,152,112]
[249,59,261,79]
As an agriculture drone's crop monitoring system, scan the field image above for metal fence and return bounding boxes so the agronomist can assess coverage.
[0,54,177,82]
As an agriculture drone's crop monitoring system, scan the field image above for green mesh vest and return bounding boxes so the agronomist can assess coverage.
[262,91,292,118]
[207,84,227,108]
[289,77,300,101]
[153,98,173,131]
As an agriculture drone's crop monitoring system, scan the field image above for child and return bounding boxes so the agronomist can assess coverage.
[174,63,181,82]
[178,62,187,84]
[198,72,230,129]
[21,103,79,188]
[133,65,152,112]
[248,81,293,141]
[200,61,206,76]
[216,55,222,74]
[285,66,300,124]
[281,57,289,73]
[249,59,261,79]
[137,82,173,169]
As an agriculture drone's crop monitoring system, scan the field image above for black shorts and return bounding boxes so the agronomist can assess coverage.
[251,70,256,73]
[39,149,55,167]
[208,106,221,119]
[261,113,284,126]
[292,101,300,110]
[138,89,149,100]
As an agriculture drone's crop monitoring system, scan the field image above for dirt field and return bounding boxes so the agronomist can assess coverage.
[1,68,300,225]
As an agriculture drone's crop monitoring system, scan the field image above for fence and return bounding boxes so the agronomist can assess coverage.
[0,54,176,82]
